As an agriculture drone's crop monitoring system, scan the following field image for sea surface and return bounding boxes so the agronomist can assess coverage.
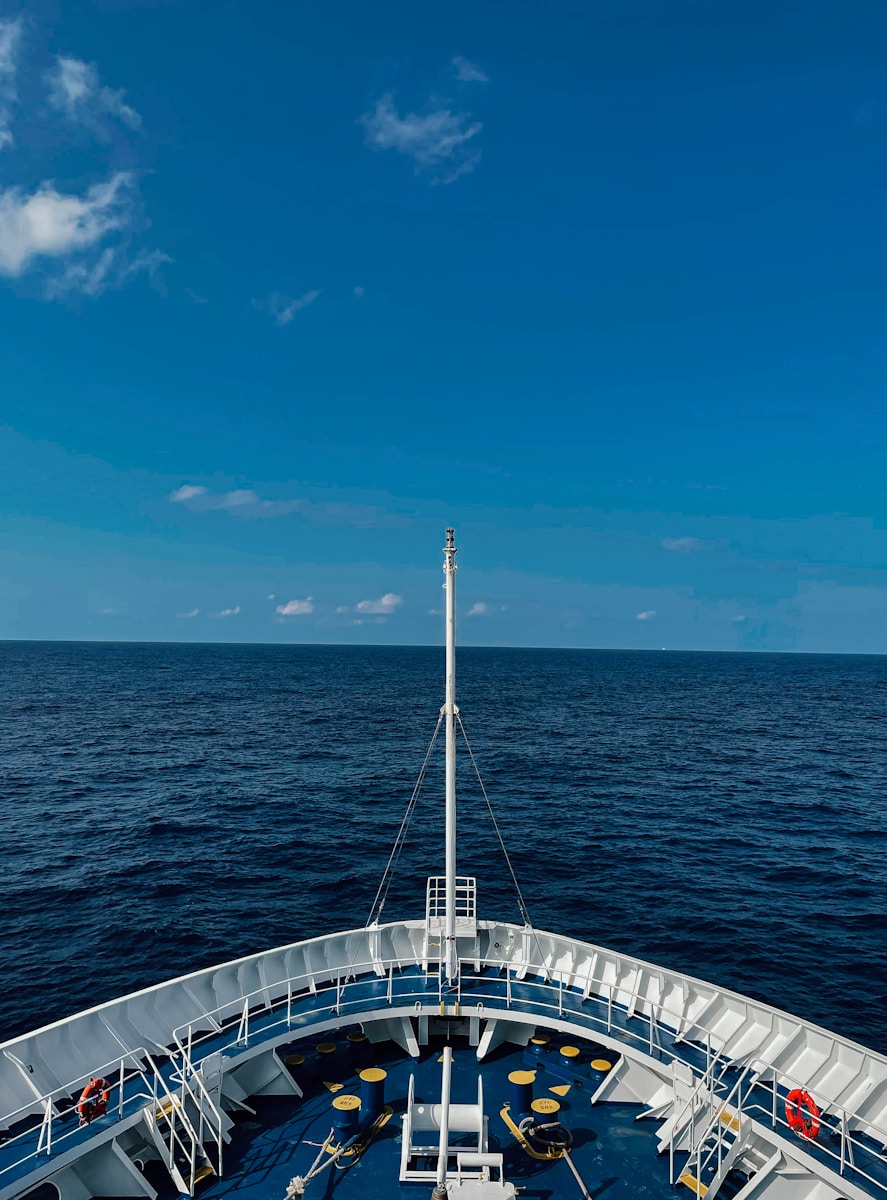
[2,642,886,1054]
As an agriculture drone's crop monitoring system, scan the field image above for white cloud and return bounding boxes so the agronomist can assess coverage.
[361,92,482,184]
[177,608,200,619]
[169,485,271,512]
[0,17,22,152]
[636,610,657,621]
[267,593,276,600]
[46,245,171,299]
[214,606,241,618]
[166,482,401,527]
[0,171,136,278]
[428,607,443,616]
[733,614,747,623]
[47,56,141,133]
[257,289,320,326]
[465,601,490,617]
[661,537,705,554]
[451,56,488,83]
[355,592,402,615]
[353,285,365,298]
[276,597,314,616]
[169,484,208,503]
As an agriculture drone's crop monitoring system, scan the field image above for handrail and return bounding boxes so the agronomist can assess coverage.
[0,1048,154,1182]
[5,953,887,1200]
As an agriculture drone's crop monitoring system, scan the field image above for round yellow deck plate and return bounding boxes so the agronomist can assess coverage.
[591,1058,613,1071]
[508,1070,536,1084]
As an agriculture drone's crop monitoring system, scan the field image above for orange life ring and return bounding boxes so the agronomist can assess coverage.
[785,1088,819,1139]
[77,1077,112,1125]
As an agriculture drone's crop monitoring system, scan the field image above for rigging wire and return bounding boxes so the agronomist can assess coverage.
[456,713,534,929]
[457,713,556,987]
[365,712,444,928]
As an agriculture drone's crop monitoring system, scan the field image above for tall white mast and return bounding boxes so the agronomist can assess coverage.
[443,527,458,985]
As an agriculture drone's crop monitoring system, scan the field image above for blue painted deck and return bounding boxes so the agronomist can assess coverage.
[201,1031,675,1200]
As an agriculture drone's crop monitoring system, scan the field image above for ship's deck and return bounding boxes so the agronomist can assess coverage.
[190,1028,677,1200]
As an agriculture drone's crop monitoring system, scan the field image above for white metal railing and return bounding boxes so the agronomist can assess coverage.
[663,1043,887,1196]
[426,876,477,922]
[5,938,887,1200]
[168,951,887,1198]
[166,1048,226,1185]
[0,1049,152,1184]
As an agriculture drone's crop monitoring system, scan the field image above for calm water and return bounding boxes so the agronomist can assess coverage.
[2,642,886,1052]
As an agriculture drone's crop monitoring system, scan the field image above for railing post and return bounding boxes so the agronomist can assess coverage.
[119,1057,125,1117]
[506,966,512,1008]
[840,1109,846,1175]
[559,976,564,1017]
[287,980,292,1028]
[387,963,393,1004]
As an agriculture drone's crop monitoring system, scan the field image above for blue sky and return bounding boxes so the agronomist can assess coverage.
[1,0,885,651]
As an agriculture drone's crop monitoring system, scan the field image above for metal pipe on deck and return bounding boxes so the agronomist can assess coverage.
[431,1045,454,1199]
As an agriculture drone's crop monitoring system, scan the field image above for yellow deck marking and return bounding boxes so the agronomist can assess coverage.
[549,1084,571,1096]
[678,1172,708,1196]
[591,1058,612,1071]
[500,1106,565,1161]
[325,1105,394,1158]
[323,1081,344,1093]
[192,1164,215,1185]
[719,1108,740,1132]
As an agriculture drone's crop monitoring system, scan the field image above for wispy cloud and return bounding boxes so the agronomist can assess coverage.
[354,592,402,615]
[465,601,490,616]
[214,605,240,618]
[169,485,295,515]
[276,597,314,616]
[361,92,482,184]
[253,289,321,326]
[47,55,141,134]
[0,17,22,152]
[451,56,488,84]
[47,246,171,299]
[167,482,403,528]
[661,537,705,554]
[636,610,657,621]
[353,285,365,298]
[0,172,137,280]
[177,608,200,619]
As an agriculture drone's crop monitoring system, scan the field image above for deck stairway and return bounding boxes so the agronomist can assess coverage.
[142,1052,226,1196]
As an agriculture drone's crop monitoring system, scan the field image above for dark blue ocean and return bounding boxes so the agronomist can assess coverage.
[2,643,886,1054]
